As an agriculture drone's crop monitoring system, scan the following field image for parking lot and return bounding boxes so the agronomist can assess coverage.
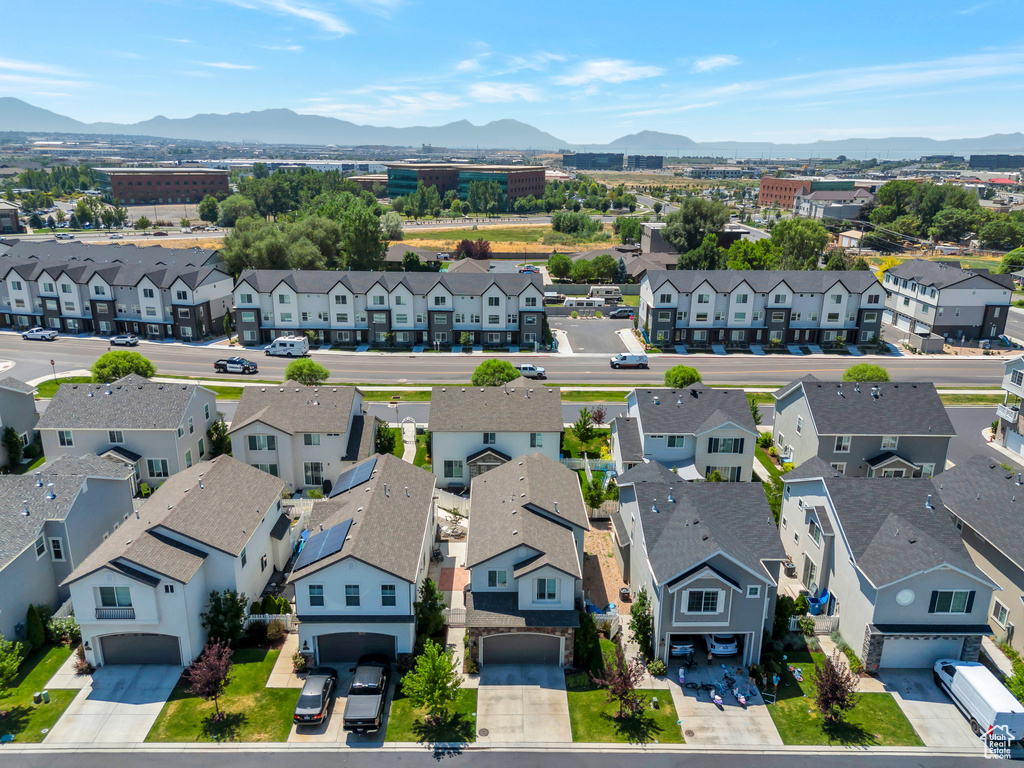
[550,316,632,354]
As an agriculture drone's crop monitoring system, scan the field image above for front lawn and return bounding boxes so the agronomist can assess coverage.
[565,686,684,744]
[146,648,298,743]
[388,427,404,458]
[563,428,610,460]
[0,645,76,743]
[756,447,784,482]
[413,434,431,469]
[384,686,477,743]
[34,376,92,399]
[765,647,923,746]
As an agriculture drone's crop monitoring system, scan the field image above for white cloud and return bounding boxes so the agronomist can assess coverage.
[165,38,194,44]
[263,43,304,51]
[502,51,565,73]
[298,90,464,122]
[691,54,739,73]
[468,82,543,102]
[199,61,259,70]
[216,0,352,36]
[0,57,73,76]
[554,59,662,86]
[959,1,994,13]
[619,101,719,118]
[456,58,481,72]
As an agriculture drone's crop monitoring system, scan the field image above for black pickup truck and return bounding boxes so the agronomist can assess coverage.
[342,655,391,733]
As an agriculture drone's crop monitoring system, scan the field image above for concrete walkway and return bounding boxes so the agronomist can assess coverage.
[982,636,1017,679]
[400,421,416,464]
[266,632,305,689]
[476,665,571,743]
[817,636,886,692]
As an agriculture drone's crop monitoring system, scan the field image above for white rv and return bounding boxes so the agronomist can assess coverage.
[265,335,310,357]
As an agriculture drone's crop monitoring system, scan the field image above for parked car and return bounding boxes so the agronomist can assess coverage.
[934,659,1024,739]
[153,230,169,236]
[608,307,634,319]
[293,666,338,725]
[214,357,259,374]
[55,233,74,240]
[669,637,696,657]
[516,363,546,379]
[609,353,648,369]
[22,327,58,341]
[109,334,139,347]
[342,655,391,734]
[519,265,539,274]
[704,634,739,656]
[109,233,123,240]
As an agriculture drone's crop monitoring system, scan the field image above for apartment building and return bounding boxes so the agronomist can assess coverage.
[638,270,887,348]
[881,259,1012,341]
[233,270,546,347]
[0,242,231,340]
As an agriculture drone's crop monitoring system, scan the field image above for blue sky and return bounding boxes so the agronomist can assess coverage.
[3,0,1023,143]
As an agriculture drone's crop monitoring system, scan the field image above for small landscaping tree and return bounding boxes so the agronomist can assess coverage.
[547,253,572,280]
[571,406,595,443]
[2,426,23,468]
[747,395,763,426]
[414,578,447,639]
[664,365,702,389]
[25,604,45,650]
[629,587,654,661]
[198,195,220,224]
[0,636,24,700]
[811,648,860,725]
[375,422,397,455]
[590,405,607,426]
[401,639,462,723]
[208,419,231,457]
[773,594,797,639]
[841,363,890,382]
[200,590,248,646]
[186,640,233,720]
[91,350,156,383]
[592,642,645,718]
[284,358,329,386]
[470,359,519,387]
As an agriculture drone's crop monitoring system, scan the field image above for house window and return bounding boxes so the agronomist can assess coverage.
[736,293,749,304]
[530,433,543,448]
[747,585,761,598]
[831,462,846,475]
[198,438,205,458]
[345,585,360,607]
[772,311,785,322]
[829,294,842,305]
[178,426,184,438]
[881,435,899,450]
[260,553,268,572]
[773,294,785,304]
[809,519,822,546]
[1013,370,1024,387]
[667,436,685,447]
[381,585,396,607]
[660,293,673,303]
[248,434,277,451]
[146,458,170,478]
[185,449,193,468]
[930,590,973,614]
[993,600,1010,626]
[535,578,556,601]
[867,294,880,304]
[35,534,46,558]
[714,311,726,322]
[205,404,211,421]
[309,584,324,607]
[834,435,850,453]
[686,590,719,613]
[482,432,496,445]
[334,294,347,305]
[304,433,321,446]
[443,460,463,479]
[278,294,291,304]
[304,461,324,486]
[707,437,744,454]
[108,430,124,444]
[487,570,507,588]
[188,417,194,435]
[795,417,802,435]
[176,290,188,301]
[143,288,155,299]
[240,547,247,567]
[488,296,500,307]
[396,314,408,324]
[863,311,878,323]
[164,584,175,594]
[251,463,279,476]
[240,293,253,304]
[99,586,132,607]
[434,296,446,306]
[524,297,537,307]
[697,294,710,304]
[58,430,73,447]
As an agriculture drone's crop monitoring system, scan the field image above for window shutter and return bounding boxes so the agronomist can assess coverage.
[717,590,725,613]
[965,591,975,613]
[736,438,745,454]
[928,591,938,613]
[708,437,715,453]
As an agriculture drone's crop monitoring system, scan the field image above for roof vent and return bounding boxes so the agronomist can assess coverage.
[668,487,675,503]
[384,483,389,497]
[554,501,558,512]
[199,480,204,490]
[21,499,29,516]
[512,529,518,535]
[854,382,860,393]
[925,494,933,510]
[653,396,660,405]
[678,396,683,405]
[405,486,409,497]
[652,501,659,514]
[461,388,465,392]
[88,391,94,397]
[701,534,708,541]
[1017,473,1022,486]
[261,388,266,392]
[319,523,323,531]
[35,471,42,487]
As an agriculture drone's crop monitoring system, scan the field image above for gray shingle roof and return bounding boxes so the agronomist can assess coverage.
[66,455,285,586]
[429,380,563,433]
[631,387,756,436]
[229,382,360,436]
[385,244,443,263]
[234,269,542,297]
[617,461,784,585]
[289,454,436,583]
[612,417,643,463]
[646,269,880,295]
[465,591,579,628]
[466,453,589,578]
[778,379,954,437]
[444,258,490,274]
[888,258,1014,291]
[37,375,207,431]
[0,376,35,395]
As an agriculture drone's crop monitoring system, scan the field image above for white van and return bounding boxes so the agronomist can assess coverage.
[563,297,605,308]
[934,659,1024,740]
[609,353,648,369]
[588,286,622,300]
[265,335,310,357]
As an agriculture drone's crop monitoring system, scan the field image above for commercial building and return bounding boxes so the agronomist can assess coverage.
[625,155,664,170]
[561,153,624,171]
[686,165,746,179]
[757,177,854,208]
[94,168,230,205]
[969,155,1024,171]
[792,188,875,220]
[384,163,545,206]
[0,201,22,235]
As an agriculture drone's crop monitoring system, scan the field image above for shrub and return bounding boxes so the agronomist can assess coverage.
[465,657,479,675]
[46,616,81,646]
[261,594,279,615]
[249,601,263,616]
[571,310,578,318]
[566,671,592,690]
[647,658,667,676]
[798,616,816,637]
[25,605,45,650]
[782,462,795,473]
[23,442,41,460]
[284,358,329,386]
[292,651,308,673]
[795,594,810,615]
[91,350,156,383]
[74,645,95,676]
[663,364,702,389]
[266,619,286,644]
[595,310,603,318]
[768,446,778,457]
[470,359,519,387]
[277,596,291,614]
[758,432,773,448]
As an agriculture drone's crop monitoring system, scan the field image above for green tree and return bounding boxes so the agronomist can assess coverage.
[570,259,595,283]
[664,365,702,389]
[26,604,45,649]
[770,217,830,270]
[999,248,1024,274]
[217,194,258,227]
[208,419,231,457]
[3,426,24,468]
[0,636,23,699]
[616,215,642,244]
[402,252,421,271]
[980,218,1024,252]
[547,253,572,280]
[747,394,763,426]
[592,253,617,282]
[414,578,447,638]
[400,639,462,722]
[662,198,730,254]
[471,359,519,387]
[198,195,220,224]
[135,215,151,231]
[613,258,628,284]
[284,358,330,386]
[200,590,248,646]
[679,233,726,270]
[91,351,156,383]
[380,210,404,241]
[374,421,397,456]
[342,204,387,271]
[842,363,890,382]
[628,587,654,661]
[28,212,43,229]
[928,207,980,243]
[826,252,847,271]
[653,201,663,218]
[726,239,777,270]
[572,406,595,443]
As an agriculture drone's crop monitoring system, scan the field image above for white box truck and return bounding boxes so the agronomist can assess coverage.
[934,659,1024,740]
[265,335,310,357]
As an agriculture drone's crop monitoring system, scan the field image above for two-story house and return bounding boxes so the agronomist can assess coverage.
[638,270,887,349]
[464,453,590,667]
[939,455,1024,656]
[232,270,546,348]
[0,454,135,641]
[613,462,785,666]
[780,459,996,669]
[773,376,954,478]
[37,375,218,487]
[65,456,288,667]
[228,382,381,491]
[610,386,756,481]
[882,259,1013,342]
[0,376,38,467]
[994,355,1024,459]
[288,454,437,664]
[429,378,562,490]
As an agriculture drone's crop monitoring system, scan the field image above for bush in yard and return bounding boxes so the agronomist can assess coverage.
[276,595,291,613]
[795,594,810,615]
[757,432,773,448]
[209,419,232,457]
[629,588,654,661]
[201,589,248,646]
[574,611,602,675]
[768,445,778,457]
[470,359,519,387]
[187,640,234,720]
[292,651,308,673]
[261,594,280,615]
[401,639,462,723]
[0,636,23,698]
[25,604,45,650]
[841,363,890,382]
[74,644,95,675]
[747,395,763,426]
[590,405,606,426]
[2,426,23,468]
[782,462,795,473]
[570,310,578,319]
[647,658,667,676]
[773,594,797,639]
[284,358,329,386]
[414,578,447,639]
[249,601,262,616]
[811,648,860,725]
[663,365,702,389]
[798,616,816,637]
[591,642,645,718]
[90,350,157,383]
[375,421,397,455]
[23,442,41,460]
[266,619,286,644]
[46,615,81,646]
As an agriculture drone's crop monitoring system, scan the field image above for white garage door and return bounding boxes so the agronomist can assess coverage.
[1006,428,1024,458]
[879,637,964,669]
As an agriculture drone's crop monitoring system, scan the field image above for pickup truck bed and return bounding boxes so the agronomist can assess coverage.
[342,692,384,732]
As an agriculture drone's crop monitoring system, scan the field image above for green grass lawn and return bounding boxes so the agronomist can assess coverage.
[939,393,1004,405]
[146,649,298,743]
[0,645,76,743]
[388,427,404,458]
[34,376,92,399]
[755,447,784,482]
[413,434,431,469]
[619,295,639,307]
[202,385,244,400]
[384,687,477,742]
[362,390,433,402]
[765,647,923,747]
[13,455,46,475]
[559,390,631,403]
[563,428,610,459]
[565,687,684,744]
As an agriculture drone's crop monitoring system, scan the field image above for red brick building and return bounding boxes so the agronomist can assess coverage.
[95,168,230,205]
[757,177,813,208]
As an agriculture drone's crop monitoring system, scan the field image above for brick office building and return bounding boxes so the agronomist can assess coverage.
[94,168,230,205]
[757,177,857,208]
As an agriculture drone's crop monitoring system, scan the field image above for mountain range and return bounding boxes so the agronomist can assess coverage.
[3,98,1024,160]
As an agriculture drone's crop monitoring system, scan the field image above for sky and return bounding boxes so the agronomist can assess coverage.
[2,0,1024,144]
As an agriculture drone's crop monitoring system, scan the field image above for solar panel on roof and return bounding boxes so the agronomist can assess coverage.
[293,518,353,571]
[329,457,377,498]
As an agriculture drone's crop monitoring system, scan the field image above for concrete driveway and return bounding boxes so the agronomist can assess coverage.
[476,665,571,743]
[549,317,631,354]
[880,669,984,749]
[44,665,181,744]
[288,666,395,744]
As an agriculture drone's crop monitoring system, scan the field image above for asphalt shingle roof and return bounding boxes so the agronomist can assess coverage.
[36,375,206,431]
[631,387,755,436]
[617,461,784,585]
[0,376,35,395]
[612,417,643,463]
[234,269,542,297]
[888,258,1014,291]
[646,269,880,295]
[465,591,579,628]
[429,379,563,433]
[229,382,360,436]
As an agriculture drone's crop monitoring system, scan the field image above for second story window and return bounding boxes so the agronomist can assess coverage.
[109,430,124,444]
[483,432,496,445]
[58,430,73,447]
[530,433,543,448]
[535,578,556,601]
[345,585,360,607]
[796,416,802,435]
[143,288,154,299]
[881,435,899,450]
[248,434,277,451]
[372,295,385,306]
[176,290,188,301]
[381,585,396,607]
[309,584,324,607]
[99,586,132,607]
[834,435,851,453]
[304,433,321,446]
[1012,369,1024,387]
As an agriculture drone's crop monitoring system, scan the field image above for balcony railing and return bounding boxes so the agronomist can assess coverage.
[997,403,1020,423]
[95,607,135,620]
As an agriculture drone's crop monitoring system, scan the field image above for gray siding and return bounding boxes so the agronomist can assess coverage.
[0,387,37,466]
[0,546,59,641]
[960,526,1024,654]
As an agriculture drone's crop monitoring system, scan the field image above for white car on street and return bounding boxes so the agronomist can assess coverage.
[22,327,58,341]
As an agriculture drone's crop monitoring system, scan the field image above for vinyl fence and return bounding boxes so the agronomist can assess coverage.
[246,613,298,632]
[789,614,839,635]
[435,489,470,518]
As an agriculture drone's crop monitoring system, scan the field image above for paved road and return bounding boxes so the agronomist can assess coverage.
[635,193,677,215]
[945,405,1022,468]
[0,335,1008,387]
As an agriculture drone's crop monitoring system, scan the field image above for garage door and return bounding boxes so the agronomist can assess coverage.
[316,632,396,663]
[879,637,964,669]
[481,633,562,666]
[1006,428,1024,458]
[100,633,181,665]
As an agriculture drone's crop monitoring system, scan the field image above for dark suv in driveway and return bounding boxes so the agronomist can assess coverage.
[342,655,391,733]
